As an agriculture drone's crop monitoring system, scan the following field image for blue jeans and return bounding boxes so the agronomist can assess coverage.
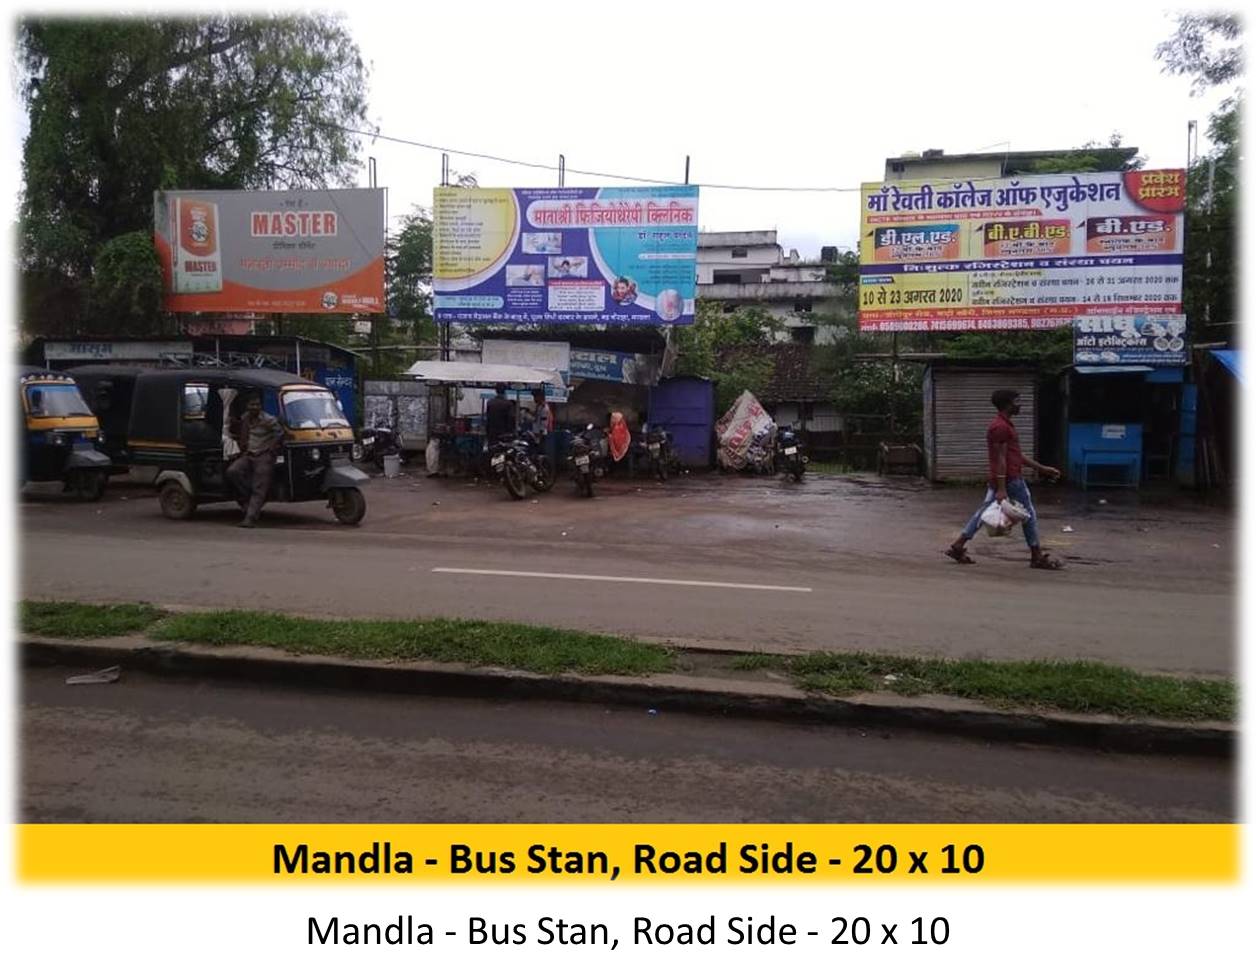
[960,478,1040,549]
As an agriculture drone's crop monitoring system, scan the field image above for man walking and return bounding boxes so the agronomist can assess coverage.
[227,391,284,529]
[945,389,1064,569]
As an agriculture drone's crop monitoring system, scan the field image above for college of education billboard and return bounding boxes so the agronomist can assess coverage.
[154,188,386,314]
[858,169,1185,332]
[432,186,699,326]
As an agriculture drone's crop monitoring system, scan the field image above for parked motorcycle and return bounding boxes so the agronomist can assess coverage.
[356,423,405,471]
[775,425,808,481]
[567,424,606,497]
[643,427,677,481]
[487,433,546,499]
[518,430,556,493]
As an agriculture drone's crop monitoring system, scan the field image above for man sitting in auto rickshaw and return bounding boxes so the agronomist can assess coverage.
[227,390,284,528]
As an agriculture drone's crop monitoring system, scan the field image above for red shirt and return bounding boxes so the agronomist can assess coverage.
[987,413,1025,484]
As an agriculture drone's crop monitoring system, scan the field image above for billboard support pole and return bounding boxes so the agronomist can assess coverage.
[368,157,377,189]
[441,154,450,187]
[558,155,565,188]
[685,156,690,184]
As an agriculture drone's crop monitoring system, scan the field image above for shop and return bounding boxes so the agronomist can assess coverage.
[921,361,1039,482]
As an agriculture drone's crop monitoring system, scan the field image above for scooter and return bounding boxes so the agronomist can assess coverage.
[776,425,808,481]
[567,424,606,498]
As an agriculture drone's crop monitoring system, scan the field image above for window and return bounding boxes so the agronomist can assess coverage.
[713,271,742,285]
[792,326,816,346]
[182,383,209,419]
[722,304,739,314]
[800,402,815,421]
[794,299,814,313]
[731,246,748,258]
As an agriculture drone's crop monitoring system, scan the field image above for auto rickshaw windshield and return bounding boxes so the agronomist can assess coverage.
[26,383,93,417]
[281,389,349,429]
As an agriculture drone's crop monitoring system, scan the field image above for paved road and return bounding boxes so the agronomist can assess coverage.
[20,471,1234,675]
[21,667,1232,823]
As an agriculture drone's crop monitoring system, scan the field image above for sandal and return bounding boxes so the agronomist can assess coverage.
[1030,552,1064,570]
[944,545,976,565]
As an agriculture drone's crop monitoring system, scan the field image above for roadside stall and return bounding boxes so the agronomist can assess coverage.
[403,361,564,475]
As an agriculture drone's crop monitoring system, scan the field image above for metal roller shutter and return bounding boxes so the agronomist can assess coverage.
[931,369,1037,481]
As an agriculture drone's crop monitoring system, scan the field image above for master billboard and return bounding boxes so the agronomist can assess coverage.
[154,188,385,314]
[432,186,699,326]
[858,169,1185,332]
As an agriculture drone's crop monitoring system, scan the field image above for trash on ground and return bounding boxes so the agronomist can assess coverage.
[883,674,898,683]
[66,665,121,685]
[1062,525,1075,533]
[1098,498,1108,504]
[647,708,658,716]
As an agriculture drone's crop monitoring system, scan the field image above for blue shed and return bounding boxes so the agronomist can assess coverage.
[650,376,715,468]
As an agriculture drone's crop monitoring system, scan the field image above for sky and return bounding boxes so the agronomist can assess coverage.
[4,0,1240,259]
[336,0,1237,258]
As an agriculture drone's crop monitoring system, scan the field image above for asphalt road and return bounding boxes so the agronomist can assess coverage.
[20,470,1235,675]
[20,666,1233,823]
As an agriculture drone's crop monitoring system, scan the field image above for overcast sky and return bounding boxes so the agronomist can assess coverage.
[5,0,1239,260]
[340,0,1236,258]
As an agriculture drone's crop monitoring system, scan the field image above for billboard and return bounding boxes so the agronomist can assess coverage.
[1074,314,1189,366]
[154,188,385,314]
[432,186,699,326]
[858,169,1186,332]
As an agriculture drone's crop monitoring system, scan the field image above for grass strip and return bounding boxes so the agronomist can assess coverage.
[147,609,674,676]
[732,651,1235,722]
[19,600,165,639]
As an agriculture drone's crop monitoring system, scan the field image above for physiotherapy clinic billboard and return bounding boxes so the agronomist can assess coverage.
[154,188,386,314]
[857,169,1185,332]
[432,186,699,326]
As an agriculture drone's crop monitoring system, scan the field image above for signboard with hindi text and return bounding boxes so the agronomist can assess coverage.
[433,186,698,326]
[858,169,1185,332]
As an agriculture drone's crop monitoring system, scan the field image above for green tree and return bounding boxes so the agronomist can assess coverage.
[677,301,781,414]
[88,232,165,335]
[17,15,371,335]
[388,207,435,347]
[1018,134,1144,174]
[1157,11,1242,342]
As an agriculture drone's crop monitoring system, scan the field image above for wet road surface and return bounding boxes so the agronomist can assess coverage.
[19,471,1236,675]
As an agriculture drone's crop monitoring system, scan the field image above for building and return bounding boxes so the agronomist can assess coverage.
[696,230,847,344]
[883,146,1140,181]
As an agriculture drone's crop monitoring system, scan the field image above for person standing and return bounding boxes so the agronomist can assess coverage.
[945,389,1063,569]
[485,383,516,447]
[227,392,284,529]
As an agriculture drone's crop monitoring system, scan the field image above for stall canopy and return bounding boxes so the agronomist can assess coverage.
[403,361,563,388]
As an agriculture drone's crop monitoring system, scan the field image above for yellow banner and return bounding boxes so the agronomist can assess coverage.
[17,824,1239,884]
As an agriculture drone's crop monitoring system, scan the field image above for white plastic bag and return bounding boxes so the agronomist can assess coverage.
[981,501,1012,537]
[982,498,1031,537]
[425,438,441,475]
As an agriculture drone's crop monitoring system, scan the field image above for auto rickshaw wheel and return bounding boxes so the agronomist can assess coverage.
[158,482,196,520]
[330,487,366,525]
[69,470,108,502]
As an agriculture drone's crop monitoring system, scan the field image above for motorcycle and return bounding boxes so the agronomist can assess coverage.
[567,424,606,497]
[517,430,556,493]
[775,425,808,481]
[486,432,548,499]
[356,422,405,471]
[643,427,677,482]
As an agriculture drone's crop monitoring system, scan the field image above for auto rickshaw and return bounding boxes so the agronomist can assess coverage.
[122,367,369,524]
[18,366,111,500]
[68,363,147,472]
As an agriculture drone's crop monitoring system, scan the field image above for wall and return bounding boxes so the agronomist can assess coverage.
[883,158,1004,181]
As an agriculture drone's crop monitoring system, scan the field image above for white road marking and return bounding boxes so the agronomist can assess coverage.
[431,567,812,593]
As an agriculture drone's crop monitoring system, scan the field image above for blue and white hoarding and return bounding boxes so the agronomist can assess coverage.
[433,186,699,326]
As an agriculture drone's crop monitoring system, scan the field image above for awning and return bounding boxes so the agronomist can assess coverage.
[1210,349,1241,383]
[403,360,563,388]
[1073,365,1153,375]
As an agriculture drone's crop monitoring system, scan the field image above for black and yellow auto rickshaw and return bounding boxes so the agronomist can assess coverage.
[18,366,111,500]
[68,363,147,472]
[122,368,369,524]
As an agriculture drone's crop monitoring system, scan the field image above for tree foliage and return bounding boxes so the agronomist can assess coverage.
[1156,12,1243,93]
[18,14,371,335]
[387,207,435,346]
[88,232,165,335]
[676,301,782,414]
[1156,12,1242,341]
[1018,134,1144,174]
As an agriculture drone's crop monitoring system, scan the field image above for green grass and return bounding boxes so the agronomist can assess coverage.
[19,600,165,638]
[147,610,674,676]
[730,650,1235,722]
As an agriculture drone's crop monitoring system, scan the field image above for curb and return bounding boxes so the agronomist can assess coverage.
[22,636,1235,759]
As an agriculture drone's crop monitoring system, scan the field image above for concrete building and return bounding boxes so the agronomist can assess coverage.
[883,146,1139,181]
[695,230,847,344]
